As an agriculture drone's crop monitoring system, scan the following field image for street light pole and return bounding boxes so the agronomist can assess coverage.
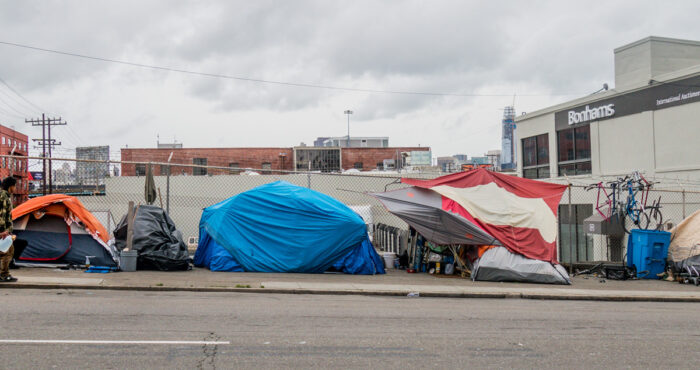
[344,110,353,147]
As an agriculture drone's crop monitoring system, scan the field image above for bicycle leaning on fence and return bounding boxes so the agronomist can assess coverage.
[585,172,663,233]
[620,172,663,233]
[585,177,626,221]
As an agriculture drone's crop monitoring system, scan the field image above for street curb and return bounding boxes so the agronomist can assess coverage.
[3,283,700,302]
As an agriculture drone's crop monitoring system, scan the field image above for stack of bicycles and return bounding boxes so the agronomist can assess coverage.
[585,171,663,234]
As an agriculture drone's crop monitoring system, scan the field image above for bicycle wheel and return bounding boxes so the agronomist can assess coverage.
[648,208,663,231]
[620,207,631,234]
[637,211,650,230]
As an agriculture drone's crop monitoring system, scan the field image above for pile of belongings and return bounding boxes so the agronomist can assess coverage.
[194,181,385,274]
[372,168,571,284]
[114,205,191,271]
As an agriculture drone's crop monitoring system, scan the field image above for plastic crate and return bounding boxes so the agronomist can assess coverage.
[626,230,671,279]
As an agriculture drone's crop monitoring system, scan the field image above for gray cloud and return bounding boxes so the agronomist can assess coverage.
[1,0,700,157]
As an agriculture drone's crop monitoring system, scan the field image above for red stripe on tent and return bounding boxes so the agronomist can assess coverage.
[19,223,73,262]
[442,197,558,263]
[401,168,567,214]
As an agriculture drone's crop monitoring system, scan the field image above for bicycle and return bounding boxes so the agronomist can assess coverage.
[585,177,626,221]
[620,172,663,233]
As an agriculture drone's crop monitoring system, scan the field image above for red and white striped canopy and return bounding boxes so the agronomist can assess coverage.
[401,169,567,263]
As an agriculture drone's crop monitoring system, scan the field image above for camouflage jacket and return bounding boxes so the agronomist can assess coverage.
[0,190,12,234]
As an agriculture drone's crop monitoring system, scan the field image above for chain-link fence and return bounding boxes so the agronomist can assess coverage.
[559,184,700,265]
[15,155,700,265]
[24,156,433,251]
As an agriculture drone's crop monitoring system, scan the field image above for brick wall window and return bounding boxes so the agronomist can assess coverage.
[228,162,240,174]
[354,162,363,169]
[135,164,146,176]
[159,165,170,176]
[261,162,272,174]
[193,158,207,176]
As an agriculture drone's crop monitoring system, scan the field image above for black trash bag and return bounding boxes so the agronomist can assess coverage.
[114,205,191,271]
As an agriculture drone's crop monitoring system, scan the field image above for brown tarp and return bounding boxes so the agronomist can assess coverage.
[669,209,700,262]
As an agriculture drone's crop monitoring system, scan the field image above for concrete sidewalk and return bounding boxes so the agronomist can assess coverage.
[2,267,700,302]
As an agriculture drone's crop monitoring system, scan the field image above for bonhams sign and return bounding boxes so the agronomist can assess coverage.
[567,104,615,125]
[554,74,700,130]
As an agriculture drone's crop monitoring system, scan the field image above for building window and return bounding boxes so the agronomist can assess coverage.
[261,162,272,174]
[557,125,591,176]
[354,162,363,170]
[1,137,4,145]
[295,148,341,172]
[193,158,207,176]
[135,164,146,176]
[159,165,170,176]
[228,162,240,175]
[521,133,549,179]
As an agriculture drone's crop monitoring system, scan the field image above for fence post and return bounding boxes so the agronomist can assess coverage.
[568,184,574,275]
[166,152,173,214]
[682,189,686,220]
[126,201,135,251]
[307,162,311,189]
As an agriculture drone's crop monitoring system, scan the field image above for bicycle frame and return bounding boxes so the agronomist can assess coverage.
[623,172,653,226]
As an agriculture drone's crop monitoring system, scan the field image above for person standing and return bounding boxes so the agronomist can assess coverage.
[0,177,17,282]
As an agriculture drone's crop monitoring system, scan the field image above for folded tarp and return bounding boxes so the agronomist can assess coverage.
[194,181,385,274]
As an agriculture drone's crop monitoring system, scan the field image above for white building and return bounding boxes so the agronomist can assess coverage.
[516,36,700,182]
[515,36,700,263]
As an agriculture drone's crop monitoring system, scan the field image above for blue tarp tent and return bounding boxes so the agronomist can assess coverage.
[194,181,385,274]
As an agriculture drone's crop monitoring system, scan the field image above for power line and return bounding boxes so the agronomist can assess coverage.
[0,40,585,98]
[0,92,31,117]
[0,85,38,117]
[0,75,48,113]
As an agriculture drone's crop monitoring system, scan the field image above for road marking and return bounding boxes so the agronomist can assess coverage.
[0,340,230,345]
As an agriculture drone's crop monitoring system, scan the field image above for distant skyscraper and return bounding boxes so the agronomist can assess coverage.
[500,106,516,170]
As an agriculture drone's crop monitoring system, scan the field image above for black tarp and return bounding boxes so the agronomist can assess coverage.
[114,205,191,271]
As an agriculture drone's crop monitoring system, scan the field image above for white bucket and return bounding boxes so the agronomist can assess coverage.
[382,253,397,269]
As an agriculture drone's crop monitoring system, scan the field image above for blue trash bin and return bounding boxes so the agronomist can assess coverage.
[626,229,671,279]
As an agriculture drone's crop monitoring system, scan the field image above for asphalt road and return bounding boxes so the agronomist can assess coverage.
[0,289,699,369]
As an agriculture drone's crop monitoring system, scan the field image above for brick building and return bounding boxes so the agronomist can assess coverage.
[0,125,29,204]
[120,146,430,175]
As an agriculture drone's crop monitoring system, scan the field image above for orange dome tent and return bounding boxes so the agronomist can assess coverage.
[12,194,116,266]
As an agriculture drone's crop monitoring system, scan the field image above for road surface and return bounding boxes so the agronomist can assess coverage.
[0,289,698,369]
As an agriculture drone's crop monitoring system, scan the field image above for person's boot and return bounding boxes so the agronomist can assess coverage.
[0,275,18,282]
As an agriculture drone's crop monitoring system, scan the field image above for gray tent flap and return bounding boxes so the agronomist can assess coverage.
[371,187,500,246]
[473,247,570,285]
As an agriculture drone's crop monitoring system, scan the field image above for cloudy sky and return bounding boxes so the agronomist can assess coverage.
[1,0,699,164]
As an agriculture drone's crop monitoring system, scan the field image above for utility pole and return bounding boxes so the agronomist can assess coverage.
[26,114,67,195]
